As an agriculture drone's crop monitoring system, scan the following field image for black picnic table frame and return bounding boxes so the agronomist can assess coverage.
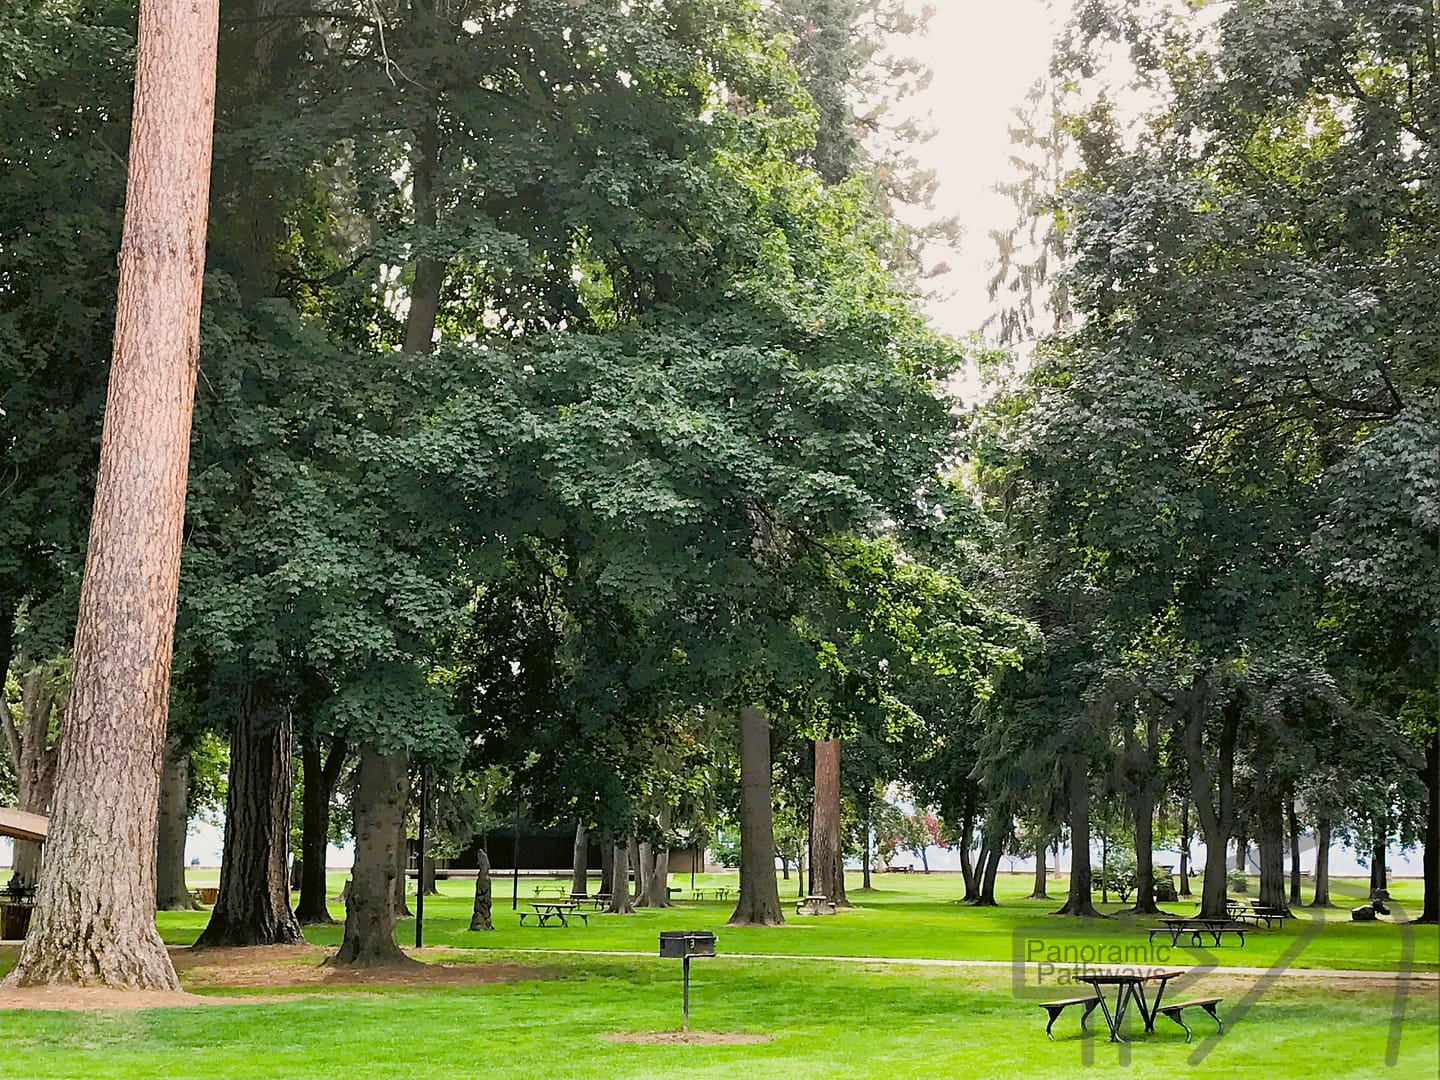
[1150,918,1246,947]
[1074,969,1185,1044]
[520,901,586,927]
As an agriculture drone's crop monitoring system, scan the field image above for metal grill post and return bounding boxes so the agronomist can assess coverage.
[682,955,691,1033]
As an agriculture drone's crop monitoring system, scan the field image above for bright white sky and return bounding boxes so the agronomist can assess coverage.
[899,0,1062,336]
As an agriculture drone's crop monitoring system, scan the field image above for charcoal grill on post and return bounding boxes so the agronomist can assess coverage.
[659,930,716,1032]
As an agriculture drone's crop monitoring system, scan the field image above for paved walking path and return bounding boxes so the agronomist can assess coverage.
[495,947,1438,980]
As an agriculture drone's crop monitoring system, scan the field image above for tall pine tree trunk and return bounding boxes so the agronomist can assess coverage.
[811,738,848,906]
[330,748,415,967]
[570,821,589,897]
[728,705,783,926]
[3,0,218,990]
[295,736,346,925]
[196,680,300,947]
[1054,753,1101,916]
[155,739,196,910]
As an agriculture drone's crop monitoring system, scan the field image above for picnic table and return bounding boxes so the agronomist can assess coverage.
[1148,918,1247,947]
[796,894,836,916]
[1226,899,1287,928]
[691,887,733,901]
[1073,969,1185,1043]
[519,901,588,927]
[532,883,570,897]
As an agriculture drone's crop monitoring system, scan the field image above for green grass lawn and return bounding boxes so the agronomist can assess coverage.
[159,870,1440,973]
[0,871,1435,1079]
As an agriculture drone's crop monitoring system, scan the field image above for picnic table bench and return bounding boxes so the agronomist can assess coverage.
[796,894,836,916]
[1226,900,1288,928]
[691,887,733,901]
[1148,918,1247,947]
[1037,995,1100,1040]
[518,901,588,927]
[1073,969,1194,1044]
[1155,997,1224,1043]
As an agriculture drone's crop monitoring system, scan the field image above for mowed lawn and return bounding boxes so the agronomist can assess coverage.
[0,872,1435,1080]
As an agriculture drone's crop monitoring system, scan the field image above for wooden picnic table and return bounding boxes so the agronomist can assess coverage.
[796,894,836,916]
[1074,969,1186,1044]
[519,901,588,927]
[532,883,569,897]
[691,887,733,901]
[1226,899,1287,928]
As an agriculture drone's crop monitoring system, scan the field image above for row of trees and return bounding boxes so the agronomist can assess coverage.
[1,0,1434,991]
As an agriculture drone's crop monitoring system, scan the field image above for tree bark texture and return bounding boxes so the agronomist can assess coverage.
[195,681,300,947]
[975,828,1003,906]
[1054,753,1101,916]
[296,735,346,924]
[570,820,589,897]
[2,666,64,889]
[154,738,196,910]
[728,705,784,926]
[1186,682,1237,920]
[958,801,978,902]
[1030,841,1049,899]
[1129,794,1162,915]
[1255,782,1289,913]
[635,840,656,906]
[3,0,217,990]
[469,847,493,931]
[331,748,415,967]
[600,840,614,898]
[811,738,848,906]
[607,842,634,914]
[1311,822,1333,907]
[1370,829,1389,895]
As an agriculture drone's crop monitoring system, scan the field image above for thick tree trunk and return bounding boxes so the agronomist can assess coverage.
[600,841,614,898]
[958,801,979,902]
[649,848,672,908]
[975,827,1004,906]
[1310,822,1333,907]
[811,738,848,906]
[728,705,784,926]
[1287,799,1303,907]
[1416,732,1438,923]
[1370,829,1389,895]
[330,749,415,967]
[1187,684,1237,920]
[1129,794,1163,915]
[2,0,217,990]
[1054,753,1101,916]
[469,848,493,931]
[607,842,634,914]
[635,840,656,906]
[296,736,346,925]
[155,739,197,910]
[1256,784,1289,913]
[1030,841,1049,899]
[195,681,301,947]
[570,821,589,896]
